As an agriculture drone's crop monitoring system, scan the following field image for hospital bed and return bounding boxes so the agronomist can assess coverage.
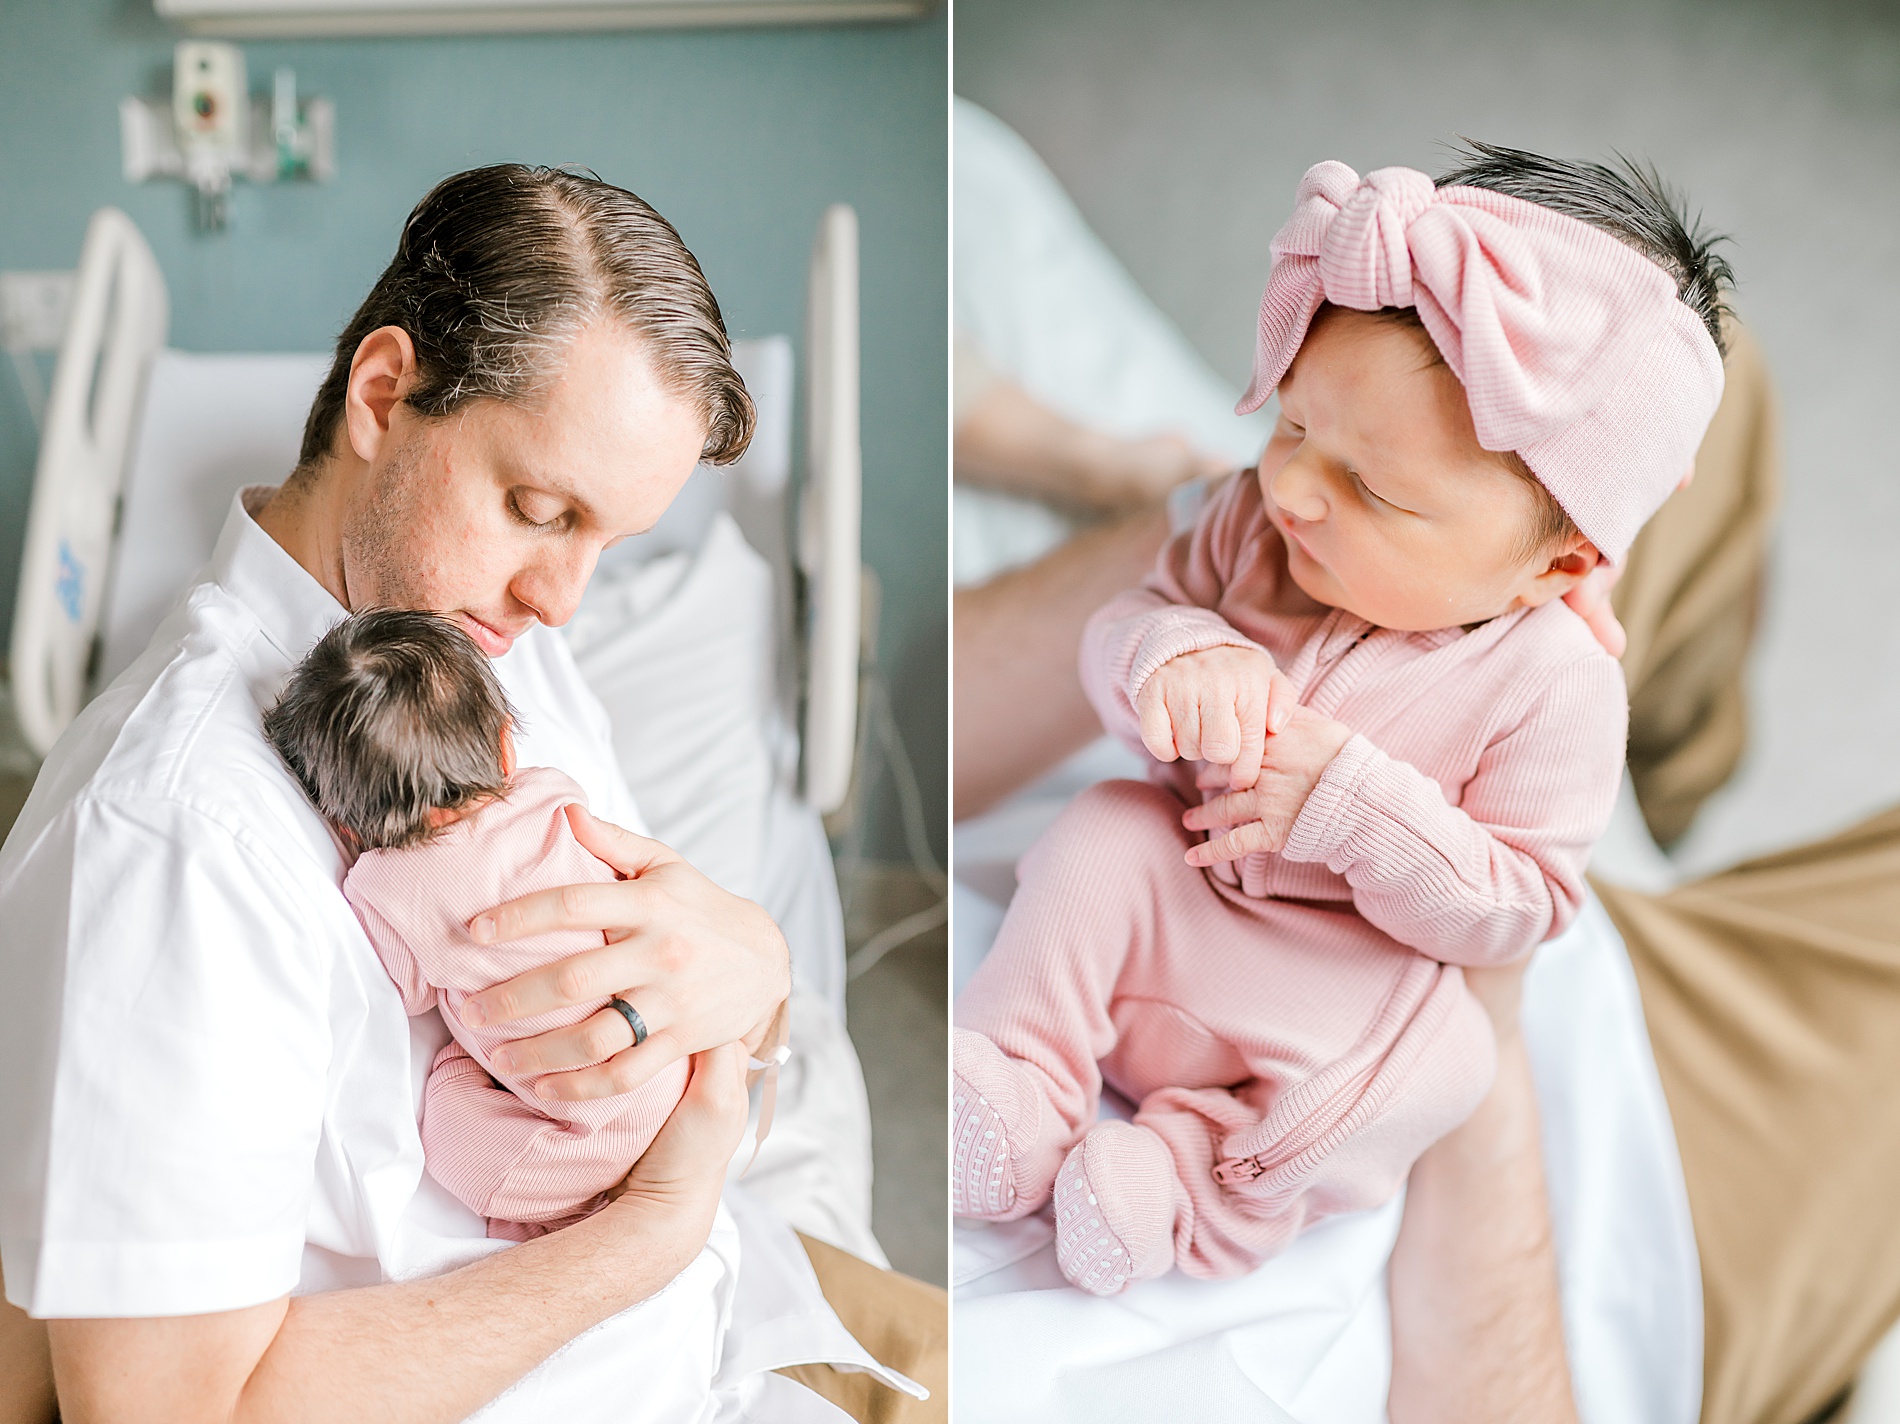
[948,97,1791,1424]
[6,201,887,1266]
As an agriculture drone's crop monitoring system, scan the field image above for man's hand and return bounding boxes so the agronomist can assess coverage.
[1178,705,1353,866]
[462,807,790,1101]
[1136,645,1298,791]
[1561,562,1626,658]
[603,1043,750,1242]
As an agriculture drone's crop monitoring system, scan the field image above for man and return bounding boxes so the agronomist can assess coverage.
[0,165,942,1424]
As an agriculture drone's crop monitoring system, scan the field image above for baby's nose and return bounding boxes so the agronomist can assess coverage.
[1269,463,1329,522]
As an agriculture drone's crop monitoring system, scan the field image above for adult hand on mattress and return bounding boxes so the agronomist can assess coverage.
[1137,644,1299,791]
[460,805,791,1100]
[1180,704,1353,865]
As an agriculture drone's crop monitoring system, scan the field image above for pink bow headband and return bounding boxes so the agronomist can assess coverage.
[1238,161,1725,564]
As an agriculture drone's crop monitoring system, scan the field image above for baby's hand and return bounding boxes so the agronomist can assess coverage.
[1180,705,1353,865]
[1136,645,1298,791]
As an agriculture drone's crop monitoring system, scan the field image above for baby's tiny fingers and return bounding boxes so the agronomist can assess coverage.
[1137,682,1180,763]
[1185,820,1276,867]
[1266,671,1298,735]
[1199,698,1242,766]
[1167,683,1206,763]
[1183,788,1257,831]
[1230,715,1266,792]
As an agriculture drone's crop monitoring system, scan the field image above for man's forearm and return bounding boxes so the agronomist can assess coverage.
[50,1189,713,1424]
[954,508,1170,819]
[1387,1033,1578,1424]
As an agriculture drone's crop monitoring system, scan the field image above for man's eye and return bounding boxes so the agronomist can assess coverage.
[509,493,562,529]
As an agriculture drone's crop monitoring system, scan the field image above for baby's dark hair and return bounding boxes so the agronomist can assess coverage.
[264,609,515,851]
[1376,141,1733,559]
[1435,140,1733,357]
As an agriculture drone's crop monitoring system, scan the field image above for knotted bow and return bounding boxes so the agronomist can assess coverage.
[1239,161,1725,564]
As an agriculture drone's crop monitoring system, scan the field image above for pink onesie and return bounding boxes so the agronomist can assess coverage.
[955,471,1626,1280]
[345,765,689,1240]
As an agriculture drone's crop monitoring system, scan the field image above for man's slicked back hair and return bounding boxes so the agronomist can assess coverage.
[297,163,754,472]
[1435,140,1734,358]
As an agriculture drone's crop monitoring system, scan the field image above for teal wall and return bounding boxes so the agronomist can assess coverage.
[0,0,947,860]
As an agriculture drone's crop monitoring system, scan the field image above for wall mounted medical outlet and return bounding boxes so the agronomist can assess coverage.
[120,41,335,230]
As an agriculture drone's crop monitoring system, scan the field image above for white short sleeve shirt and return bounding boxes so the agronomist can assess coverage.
[0,490,909,1422]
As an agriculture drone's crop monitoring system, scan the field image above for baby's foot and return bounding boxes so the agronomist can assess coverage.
[1052,1121,1182,1296]
[951,1028,1056,1220]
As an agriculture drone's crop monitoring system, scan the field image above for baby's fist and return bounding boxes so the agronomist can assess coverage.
[1135,644,1296,791]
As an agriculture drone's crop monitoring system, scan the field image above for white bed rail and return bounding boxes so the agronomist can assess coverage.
[799,203,861,817]
[9,209,168,755]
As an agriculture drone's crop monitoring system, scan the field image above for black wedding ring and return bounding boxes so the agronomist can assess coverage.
[609,996,649,1047]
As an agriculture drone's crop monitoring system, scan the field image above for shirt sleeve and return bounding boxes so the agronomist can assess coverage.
[0,794,335,1318]
[1279,654,1628,967]
[1080,472,1272,755]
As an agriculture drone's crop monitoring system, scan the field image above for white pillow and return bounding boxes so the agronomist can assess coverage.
[563,512,844,1009]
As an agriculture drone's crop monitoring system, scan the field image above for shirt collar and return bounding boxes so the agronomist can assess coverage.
[208,485,349,662]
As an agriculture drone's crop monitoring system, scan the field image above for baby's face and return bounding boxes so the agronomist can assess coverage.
[1257,308,1595,631]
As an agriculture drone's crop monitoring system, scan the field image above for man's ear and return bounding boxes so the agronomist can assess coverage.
[1516,536,1603,610]
[343,326,421,465]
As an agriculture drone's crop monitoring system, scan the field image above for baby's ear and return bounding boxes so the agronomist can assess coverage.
[499,718,517,778]
[1517,536,1602,609]
[1545,538,1601,580]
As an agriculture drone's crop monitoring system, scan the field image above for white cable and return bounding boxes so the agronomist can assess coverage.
[846,898,948,981]
[829,634,946,978]
[863,667,947,896]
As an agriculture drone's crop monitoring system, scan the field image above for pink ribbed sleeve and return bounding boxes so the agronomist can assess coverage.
[1280,652,1627,965]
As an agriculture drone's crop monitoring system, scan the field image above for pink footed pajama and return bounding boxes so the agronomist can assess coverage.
[955,468,1628,1291]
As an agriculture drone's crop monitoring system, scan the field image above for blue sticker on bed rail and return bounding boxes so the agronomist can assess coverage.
[56,539,84,623]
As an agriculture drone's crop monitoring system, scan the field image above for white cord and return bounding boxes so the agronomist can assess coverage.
[832,647,946,981]
[846,898,948,981]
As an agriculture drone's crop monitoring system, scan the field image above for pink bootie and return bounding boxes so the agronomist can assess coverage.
[951,1028,1061,1220]
[1052,1121,1183,1296]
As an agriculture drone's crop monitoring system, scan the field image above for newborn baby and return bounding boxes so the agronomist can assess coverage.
[954,146,1729,1293]
[265,607,689,1240]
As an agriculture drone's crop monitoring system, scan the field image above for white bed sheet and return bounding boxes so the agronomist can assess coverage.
[951,741,1702,1424]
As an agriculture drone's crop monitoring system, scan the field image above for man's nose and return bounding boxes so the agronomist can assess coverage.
[514,543,599,628]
